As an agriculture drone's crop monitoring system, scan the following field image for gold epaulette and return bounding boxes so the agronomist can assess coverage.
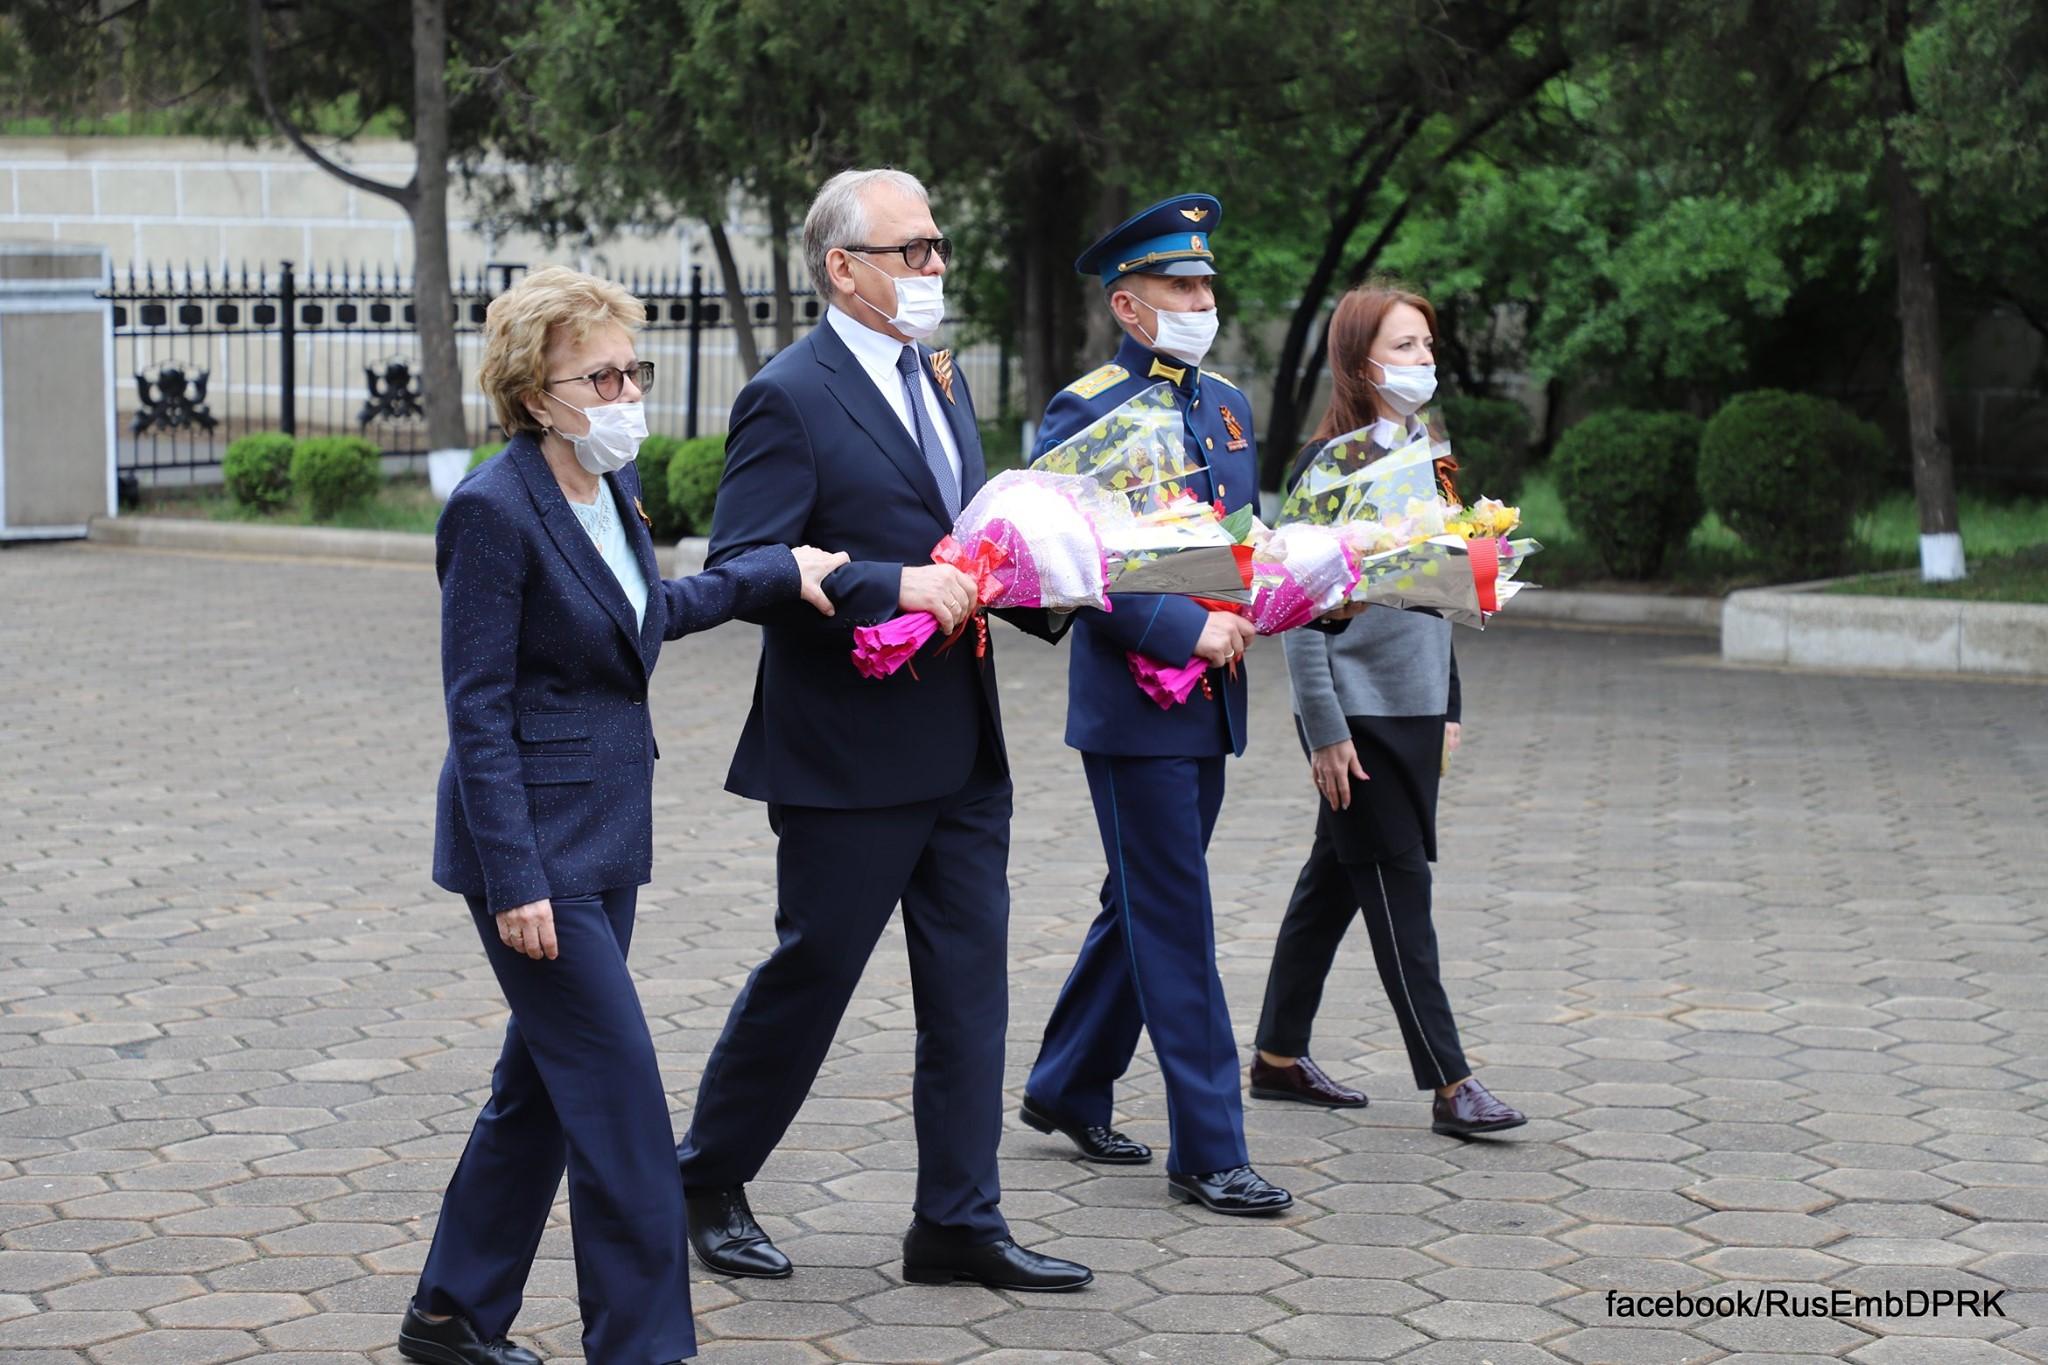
[1065,363,1129,399]
[1200,368,1241,391]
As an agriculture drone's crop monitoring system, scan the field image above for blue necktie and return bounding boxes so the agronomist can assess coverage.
[897,345,960,518]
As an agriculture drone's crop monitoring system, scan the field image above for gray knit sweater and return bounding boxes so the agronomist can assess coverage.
[1284,607,1455,750]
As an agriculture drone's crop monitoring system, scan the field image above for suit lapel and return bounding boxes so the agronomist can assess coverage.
[613,467,665,662]
[811,317,955,528]
[926,349,984,502]
[510,437,647,670]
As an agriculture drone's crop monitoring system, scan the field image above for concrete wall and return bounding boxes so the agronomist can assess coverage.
[0,135,774,279]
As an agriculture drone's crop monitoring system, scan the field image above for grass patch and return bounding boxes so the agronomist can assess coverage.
[1516,471,2048,597]
[137,478,443,536]
[1825,546,2048,604]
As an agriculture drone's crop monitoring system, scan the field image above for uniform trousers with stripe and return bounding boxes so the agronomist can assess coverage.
[1026,753,1249,1176]
[1255,827,1470,1091]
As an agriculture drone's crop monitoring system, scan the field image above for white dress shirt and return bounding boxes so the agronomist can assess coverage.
[825,304,963,487]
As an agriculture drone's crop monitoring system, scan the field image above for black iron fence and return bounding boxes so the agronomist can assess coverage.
[104,261,1011,488]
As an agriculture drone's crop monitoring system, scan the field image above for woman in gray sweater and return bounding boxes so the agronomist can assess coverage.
[1247,283,1524,1138]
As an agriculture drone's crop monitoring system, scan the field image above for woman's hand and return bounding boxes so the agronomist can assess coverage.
[1445,721,1462,754]
[497,900,558,961]
[793,546,851,616]
[1310,739,1369,811]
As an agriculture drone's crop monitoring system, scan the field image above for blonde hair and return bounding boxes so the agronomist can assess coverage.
[478,266,645,436]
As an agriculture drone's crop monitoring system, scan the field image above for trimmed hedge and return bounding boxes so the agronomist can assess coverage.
[223,431,295,511]
[291,435,382,518]
[635,435,687,540]
[665,436,727,536]
[1439,394,1535,506]
[1699,389,1885,579]
[467,440,506,473]
[1552,409,1706,579]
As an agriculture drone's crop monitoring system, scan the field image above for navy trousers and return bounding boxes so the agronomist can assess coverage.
[676,746,1013,1239]
[416,888,694,1365]
[1027,753,1249,1176]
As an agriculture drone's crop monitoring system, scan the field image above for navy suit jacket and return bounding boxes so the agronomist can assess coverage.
[1039,334,1260,758]
[709,314,1058,809]
[431,433,799,912]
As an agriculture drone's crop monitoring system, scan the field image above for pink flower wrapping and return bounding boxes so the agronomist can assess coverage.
[1126,653,1210,710]
[851,613,941,679]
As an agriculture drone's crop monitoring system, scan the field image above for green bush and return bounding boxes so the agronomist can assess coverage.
[467,440,505,473]
[635,435,687,540]
[222,431,295,511]
[665,436,727,536]
[1439,394,1535,506]
[1551,409,1705,579]
[291,435,382,519]
[1699,389,1886,579]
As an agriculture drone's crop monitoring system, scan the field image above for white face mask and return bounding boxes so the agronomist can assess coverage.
[849,252,946,339]
[1135,296,1220,367]
[546,392,647,474]
[1370,360,1437,417]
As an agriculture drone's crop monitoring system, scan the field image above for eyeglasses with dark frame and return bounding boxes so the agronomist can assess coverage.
[845,237,953,269]
[545,360,655,402]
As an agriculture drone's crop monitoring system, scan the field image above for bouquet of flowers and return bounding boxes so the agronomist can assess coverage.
[1282,425,1541,627]
[1032,383,1254,602]
[848,461,1256,680]
[1123,517,1365,709]
[850,469,1119,679]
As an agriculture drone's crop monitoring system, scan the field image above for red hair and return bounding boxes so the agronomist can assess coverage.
[1310,281,1439,444]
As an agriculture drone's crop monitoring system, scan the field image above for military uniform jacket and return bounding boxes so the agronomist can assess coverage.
[1037,333,1259,758]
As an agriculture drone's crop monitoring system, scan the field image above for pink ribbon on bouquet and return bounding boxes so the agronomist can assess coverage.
[850,535,1009,680]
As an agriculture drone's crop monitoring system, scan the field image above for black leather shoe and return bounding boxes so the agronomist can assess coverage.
[901,1221,1093,1292]
[1167,1165,1294,1216]
[1020,1093,1152,1164]
[397,1303,541,1365]
[1431,1078,1527,1137]
[1250,1054,1369,1108]
[685,1185,792,1279]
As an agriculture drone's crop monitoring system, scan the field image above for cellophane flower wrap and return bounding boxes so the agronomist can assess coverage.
[1279,421,1541,627]
[1030,383,1253,602]
[850,469,1120,679]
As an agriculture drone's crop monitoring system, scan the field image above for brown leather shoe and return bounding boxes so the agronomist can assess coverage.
[1249,1054,1368,1108]
[1431,1079,1526,1137]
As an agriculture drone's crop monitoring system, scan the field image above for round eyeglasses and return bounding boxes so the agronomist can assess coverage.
[545,360,654,402]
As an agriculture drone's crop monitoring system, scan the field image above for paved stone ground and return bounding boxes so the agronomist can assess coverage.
[2,542,2046,1365]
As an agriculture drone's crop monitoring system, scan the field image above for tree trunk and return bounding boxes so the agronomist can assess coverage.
[705,219,762,378]
[767,192,797,354]
[1262,112,1425,487]
[409,0,465,453]
[1882,0,1963,580]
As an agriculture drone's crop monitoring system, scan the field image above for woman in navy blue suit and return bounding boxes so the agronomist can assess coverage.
[398,267,844,1365]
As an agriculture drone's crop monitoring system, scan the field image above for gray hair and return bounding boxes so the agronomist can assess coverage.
[803,168,930,297]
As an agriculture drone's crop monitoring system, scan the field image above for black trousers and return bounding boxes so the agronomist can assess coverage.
[1255,829,1470,1092]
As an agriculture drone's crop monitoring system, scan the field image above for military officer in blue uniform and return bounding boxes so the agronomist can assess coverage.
[1018,195,1292,1215]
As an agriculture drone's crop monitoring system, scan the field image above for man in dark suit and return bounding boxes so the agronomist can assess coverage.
[674,168,1091,1293]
